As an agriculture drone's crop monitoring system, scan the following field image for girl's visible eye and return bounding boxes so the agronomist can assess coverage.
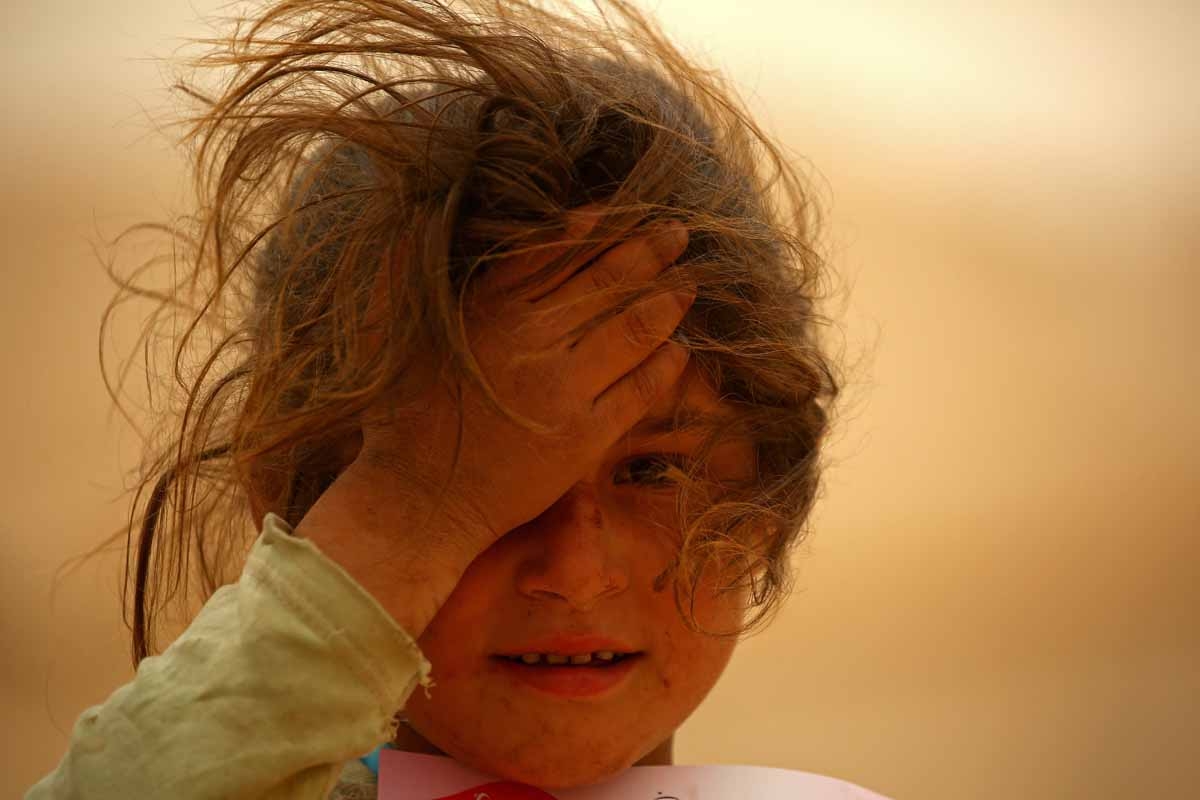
[613,454,691,488]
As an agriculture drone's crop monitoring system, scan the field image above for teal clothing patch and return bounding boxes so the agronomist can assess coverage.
[359,743,394,776]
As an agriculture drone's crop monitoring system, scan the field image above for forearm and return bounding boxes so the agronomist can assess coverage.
[26,514,431,800]
[292,460,490,639]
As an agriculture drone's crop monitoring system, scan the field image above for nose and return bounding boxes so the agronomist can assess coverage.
[514,485,630,612]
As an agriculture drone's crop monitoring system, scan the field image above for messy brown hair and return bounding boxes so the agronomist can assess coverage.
[99,0,844,665]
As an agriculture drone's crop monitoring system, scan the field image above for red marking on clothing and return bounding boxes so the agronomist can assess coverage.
[433,781,559,800]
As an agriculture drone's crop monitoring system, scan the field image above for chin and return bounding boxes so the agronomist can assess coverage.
[485,759,631,791]
[450,738,640,790]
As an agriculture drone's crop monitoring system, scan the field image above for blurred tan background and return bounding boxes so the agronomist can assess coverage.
[3,1,1197,798]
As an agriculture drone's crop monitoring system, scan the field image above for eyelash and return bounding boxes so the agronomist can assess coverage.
[613,454,692,488]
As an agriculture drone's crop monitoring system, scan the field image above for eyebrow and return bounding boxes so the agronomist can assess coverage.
[627,405,733,439]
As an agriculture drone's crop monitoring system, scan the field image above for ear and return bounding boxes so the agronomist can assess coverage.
[244,430,365,531]
[333,428,365,472]
[248,487,268,531]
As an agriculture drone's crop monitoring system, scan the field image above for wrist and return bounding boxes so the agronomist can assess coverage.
[293,463,488,637]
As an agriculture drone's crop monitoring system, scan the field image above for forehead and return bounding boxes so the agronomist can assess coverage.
[628,361,739,439]
[654,360,721,413]
[622,361,758,483]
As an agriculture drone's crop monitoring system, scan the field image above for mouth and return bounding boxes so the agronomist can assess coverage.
[489,651,645,698]
[494,650,640,667]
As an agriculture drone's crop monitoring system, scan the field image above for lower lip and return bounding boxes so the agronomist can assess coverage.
[491,655,643,698]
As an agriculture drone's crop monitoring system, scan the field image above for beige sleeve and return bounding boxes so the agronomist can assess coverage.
[26,512,433,800]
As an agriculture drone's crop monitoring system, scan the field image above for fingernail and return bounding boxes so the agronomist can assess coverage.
[673,288,697,311]
[656,221,687,249]
[668,222,688,247]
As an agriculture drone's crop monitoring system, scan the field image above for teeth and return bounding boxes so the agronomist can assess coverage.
[509,651,631,665]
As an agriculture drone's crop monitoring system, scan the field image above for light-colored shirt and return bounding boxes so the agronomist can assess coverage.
[26,512,428,799]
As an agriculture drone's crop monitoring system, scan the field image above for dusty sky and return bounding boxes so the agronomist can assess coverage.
[3,2,1197,798]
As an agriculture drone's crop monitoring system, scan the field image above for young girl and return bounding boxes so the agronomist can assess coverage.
[28,0,858,797]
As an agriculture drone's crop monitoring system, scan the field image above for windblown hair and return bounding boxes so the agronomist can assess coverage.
[101,0,844,665]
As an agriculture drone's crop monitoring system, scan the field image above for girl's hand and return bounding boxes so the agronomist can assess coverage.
[354,205,695,553]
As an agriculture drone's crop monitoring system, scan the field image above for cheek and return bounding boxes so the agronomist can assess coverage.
[412,553,509,680]
[660,631,734,689]
[655,571,747,700]
[646,584,742,703]
[623,497,682,544]
[642,628,736,736]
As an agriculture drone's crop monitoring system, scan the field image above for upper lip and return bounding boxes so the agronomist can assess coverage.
[494,635,640,657]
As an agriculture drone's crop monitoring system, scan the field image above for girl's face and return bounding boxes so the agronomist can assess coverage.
[400,362,756,788]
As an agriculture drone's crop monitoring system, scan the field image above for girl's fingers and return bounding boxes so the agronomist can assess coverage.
[590,339,692,432]
[537,222,689,339]
[469,203,612,302]
[571,286,697,394]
